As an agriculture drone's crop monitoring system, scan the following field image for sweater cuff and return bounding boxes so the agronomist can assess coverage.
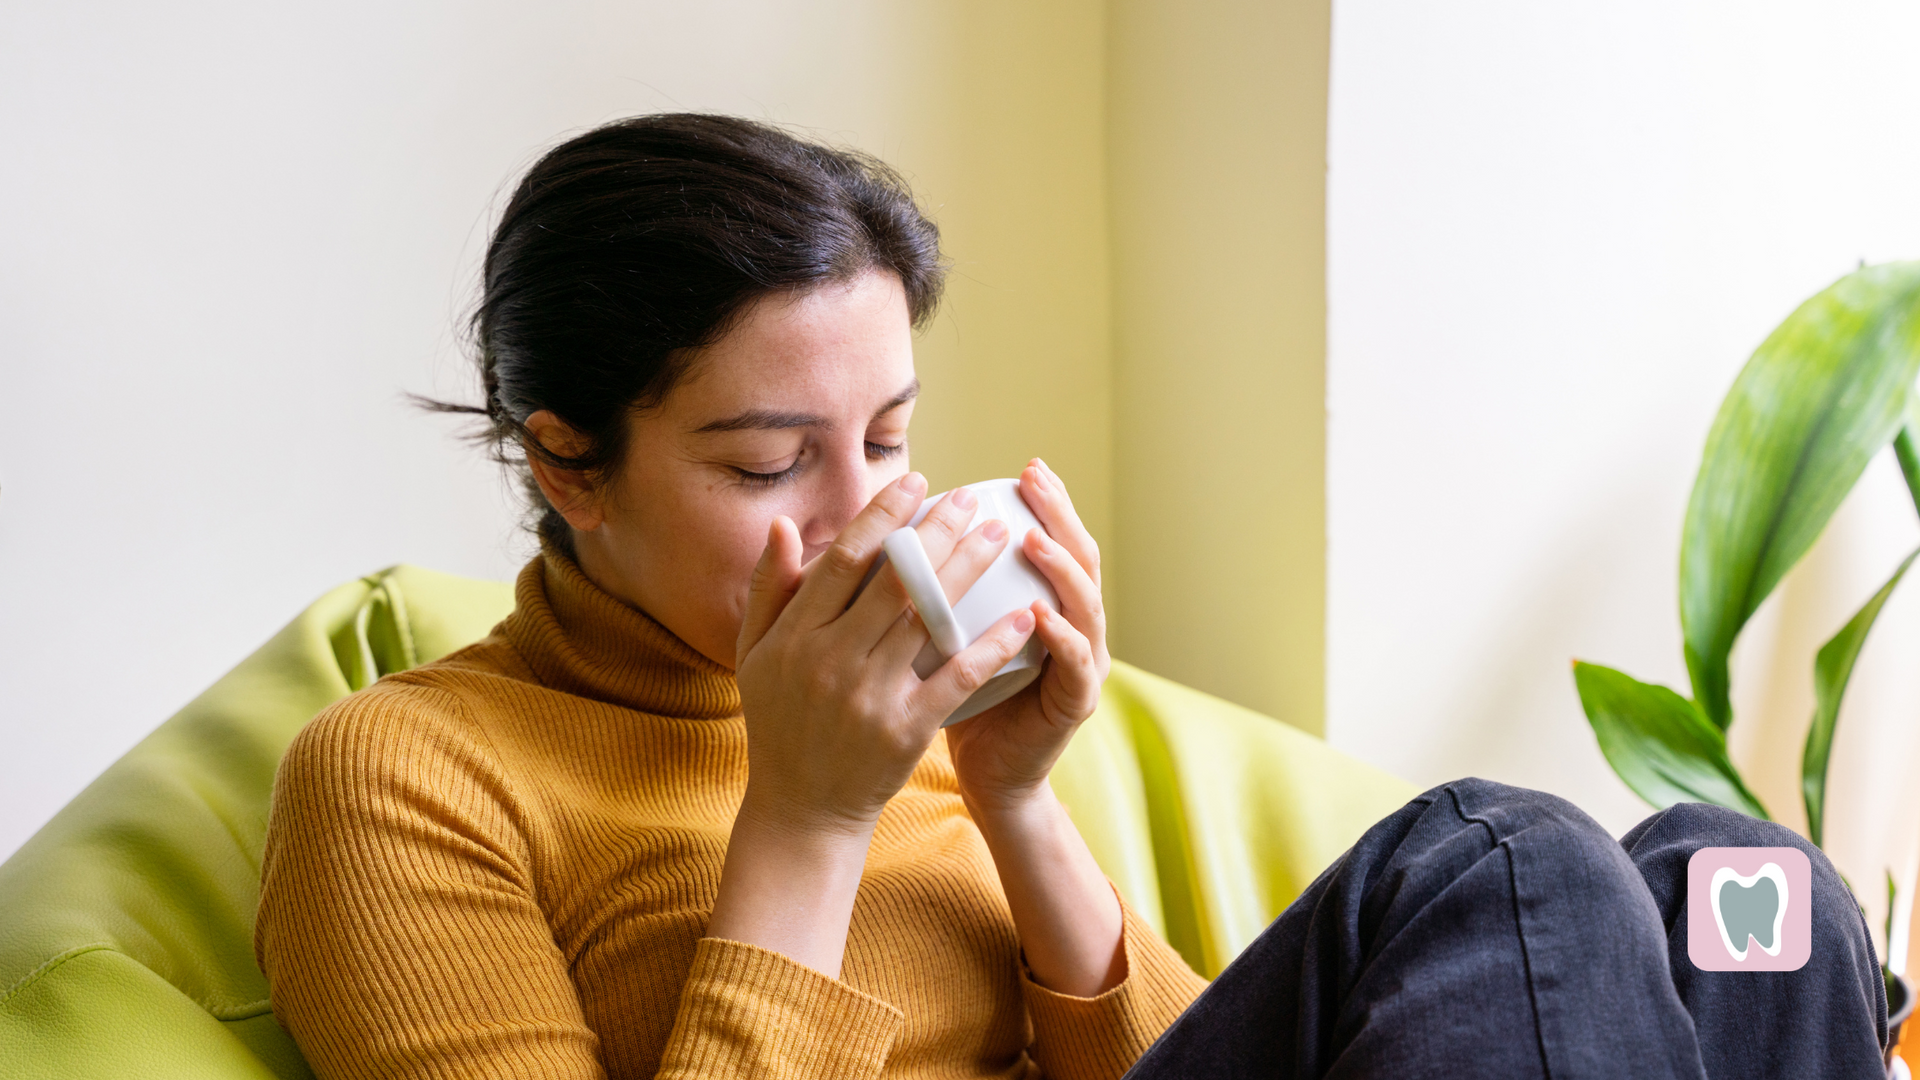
[655,937,905,1080]
[1022,893,1209,1080]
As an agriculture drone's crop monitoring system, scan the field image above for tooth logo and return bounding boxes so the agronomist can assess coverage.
[1687,847,1811,972]
[1709,863,1786,961]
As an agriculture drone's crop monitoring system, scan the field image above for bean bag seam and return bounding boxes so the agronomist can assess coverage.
[0,942,115,1011]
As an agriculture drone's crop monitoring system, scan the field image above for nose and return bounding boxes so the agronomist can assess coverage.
[796,446,886,560]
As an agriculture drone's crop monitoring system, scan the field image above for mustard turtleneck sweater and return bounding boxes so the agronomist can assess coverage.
[255,551,1208,1080]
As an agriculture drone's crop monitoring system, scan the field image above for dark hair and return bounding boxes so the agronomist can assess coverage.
[426,113,947,552]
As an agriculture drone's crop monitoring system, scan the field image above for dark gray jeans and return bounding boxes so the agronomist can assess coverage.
[1125,778,1889,1079]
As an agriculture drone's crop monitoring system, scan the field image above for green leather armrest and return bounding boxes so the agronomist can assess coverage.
[1053,663,1415,977]
[0,567,514,1080]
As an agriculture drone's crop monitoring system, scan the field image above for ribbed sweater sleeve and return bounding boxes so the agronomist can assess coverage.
[654,938,904,1079]
[255,685,606,1080]
[1022,897,1210,1080]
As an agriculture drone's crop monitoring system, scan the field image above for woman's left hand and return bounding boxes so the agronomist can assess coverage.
[944,458,1111,814]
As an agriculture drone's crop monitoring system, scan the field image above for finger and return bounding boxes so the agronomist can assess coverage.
[915,484,983,568]
[908,607,1037,724]
[736,516,803,664]
[939,518,1011,605]
[842,486,984,640]
[788,472,928,627]
[1019,459,1100,586]
[1030,601,1105,719]
[871,518,1011,665]
[1023,524,1106,651]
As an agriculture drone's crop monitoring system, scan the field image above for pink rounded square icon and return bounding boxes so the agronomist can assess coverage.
[1686,846,1812,972]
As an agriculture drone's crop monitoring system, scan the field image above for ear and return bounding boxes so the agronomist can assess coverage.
[523,410,606,532]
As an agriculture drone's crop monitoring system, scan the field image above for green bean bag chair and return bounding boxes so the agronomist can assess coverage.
[0,566,1415,1079]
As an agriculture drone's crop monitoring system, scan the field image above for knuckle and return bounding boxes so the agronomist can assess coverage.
[953,654,992,689]
[801,662,839,700]
[925,500,969,539]
[823,542,867,577]
[956,528,999,561]
[848,688,885,723]
[1049,623,1091,663]
[879,727,920,762]
[1069,636,1097,668]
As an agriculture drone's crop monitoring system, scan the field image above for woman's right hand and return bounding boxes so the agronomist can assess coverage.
[708,472,1037,977]
[731,472,1037,836]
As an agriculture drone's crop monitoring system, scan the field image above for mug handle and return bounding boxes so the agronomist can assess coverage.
[881,527,969,658]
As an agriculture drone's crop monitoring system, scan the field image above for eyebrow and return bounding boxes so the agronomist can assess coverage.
[690,378,920,435]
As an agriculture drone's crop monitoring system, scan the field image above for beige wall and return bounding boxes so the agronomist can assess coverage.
[888,1,1116,550]
[1107,0,1331,734]
[880,0,1332,734]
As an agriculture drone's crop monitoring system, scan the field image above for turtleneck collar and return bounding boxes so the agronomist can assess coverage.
[501,547,742,720]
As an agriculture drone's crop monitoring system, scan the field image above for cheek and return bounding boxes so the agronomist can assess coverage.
[727,518,774,582]
[708,494,813,601]
[656,501,773,650]
[870,453,910,491]
[635,479,771,600]
[853,434,912,508]
[700,503,779,589]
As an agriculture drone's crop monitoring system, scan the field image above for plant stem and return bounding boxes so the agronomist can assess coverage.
[1897,427,1920,521]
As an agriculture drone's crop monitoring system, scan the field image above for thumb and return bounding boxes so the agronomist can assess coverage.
[737,516,802,665]
[909,607,1037,723]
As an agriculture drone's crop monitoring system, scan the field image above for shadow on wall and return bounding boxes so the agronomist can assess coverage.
[1413,477,1679,837]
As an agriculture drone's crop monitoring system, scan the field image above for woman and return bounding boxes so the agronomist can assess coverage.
[256,114,1890,1080]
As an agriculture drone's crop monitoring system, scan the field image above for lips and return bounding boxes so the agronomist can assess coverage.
[1709,862,1789,962]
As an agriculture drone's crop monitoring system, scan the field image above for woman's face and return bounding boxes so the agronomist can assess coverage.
[535,269,919,668]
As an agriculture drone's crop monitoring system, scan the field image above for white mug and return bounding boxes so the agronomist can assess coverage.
[867,477,1059,725]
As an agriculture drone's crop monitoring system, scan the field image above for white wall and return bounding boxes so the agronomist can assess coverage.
[0,0,952,861]
[1329,1,1920,954]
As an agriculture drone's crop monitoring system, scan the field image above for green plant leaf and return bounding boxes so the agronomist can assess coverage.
[1888,870,1899,965]
[1682,263,1920,730]
[1574,661,1769,818]
[1802,547,1919,847]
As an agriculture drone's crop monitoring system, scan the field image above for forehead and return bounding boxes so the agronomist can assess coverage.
[671,272,915,419]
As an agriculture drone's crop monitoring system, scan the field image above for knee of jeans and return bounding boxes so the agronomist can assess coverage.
[1621,800,1858,917]
[1431,778,1648,890]
[1631,801,1810,853]
[1439,777,1618,845]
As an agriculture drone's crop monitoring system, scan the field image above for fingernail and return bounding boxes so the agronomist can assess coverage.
[982,519,1007,542]
[1028,467,1050,493]
[902,472,927,495]
[951,485,977,510]
[1013,610,1035,633]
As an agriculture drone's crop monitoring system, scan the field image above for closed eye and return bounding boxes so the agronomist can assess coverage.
[732,440,905,489]
[733,460,802,488]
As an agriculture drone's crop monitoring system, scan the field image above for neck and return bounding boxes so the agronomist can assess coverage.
[566,525,738,671]
[504,546,741,719]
